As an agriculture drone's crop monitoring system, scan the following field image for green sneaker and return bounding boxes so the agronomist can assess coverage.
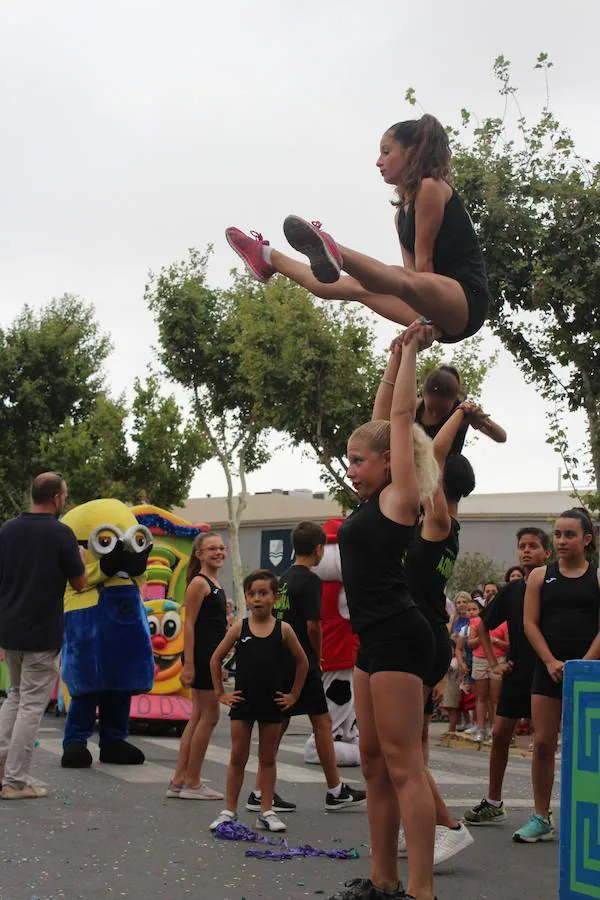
[464,798,507,825]
[512,813,554,843]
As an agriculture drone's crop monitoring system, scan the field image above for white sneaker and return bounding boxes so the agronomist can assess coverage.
[464,725,478,735]
[434,824,474,866]
[257,809,287,832]
[209,809,237,831]
[397,827,407,857]
[180,783,224,800]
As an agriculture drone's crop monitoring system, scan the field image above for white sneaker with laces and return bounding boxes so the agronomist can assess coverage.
[464,724,478,734]
[209,809,237,831]
[257,809,287,832]
[434,824,474,865]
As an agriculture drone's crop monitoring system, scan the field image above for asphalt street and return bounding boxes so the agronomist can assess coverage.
[0,714,558,900]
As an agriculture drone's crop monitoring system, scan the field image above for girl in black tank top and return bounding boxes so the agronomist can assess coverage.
[336,327,440,900]
[209,570,308,832]
[225,113,492,351]
[168,532,228,801]
[518,509,600,838]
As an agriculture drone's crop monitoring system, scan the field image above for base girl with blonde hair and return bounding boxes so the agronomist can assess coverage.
[328,326,439,900]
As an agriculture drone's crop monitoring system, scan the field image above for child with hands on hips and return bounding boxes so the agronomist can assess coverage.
[209,569,308,833]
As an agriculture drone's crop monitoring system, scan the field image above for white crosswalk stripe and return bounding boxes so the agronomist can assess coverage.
[30,728,560,805]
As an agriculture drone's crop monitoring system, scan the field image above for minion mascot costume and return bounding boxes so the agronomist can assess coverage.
[60,500,155,768]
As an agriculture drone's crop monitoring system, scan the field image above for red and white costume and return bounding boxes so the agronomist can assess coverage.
[305,518,360,766]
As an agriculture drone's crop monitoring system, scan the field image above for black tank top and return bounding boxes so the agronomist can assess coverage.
[193,573,227,643]
[415,400,468,455]
[338,489,416,633]
[404,518,460,627]
[234,617,287,700]
[398,189,489,297]
[540,561,600,656]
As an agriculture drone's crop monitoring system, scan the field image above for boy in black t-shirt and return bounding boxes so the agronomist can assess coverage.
[248,521,366,814]
[464,527,551,826]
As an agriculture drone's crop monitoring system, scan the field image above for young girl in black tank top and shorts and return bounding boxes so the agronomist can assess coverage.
[329,326,439,900]
[208,569,308,834]
[516,509,600,844]
[226,114,493,346]
[167,532,228,801]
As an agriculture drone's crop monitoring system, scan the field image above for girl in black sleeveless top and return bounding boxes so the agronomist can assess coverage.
[335,327,439,900]
[518,509,600,843]
[226,113,492,349]
[168,532,228,801]
[209,569,308,834]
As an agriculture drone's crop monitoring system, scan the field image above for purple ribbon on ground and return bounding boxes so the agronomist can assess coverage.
[213,820,360,861]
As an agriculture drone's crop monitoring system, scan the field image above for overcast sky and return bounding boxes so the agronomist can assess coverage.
[1,0,597,501]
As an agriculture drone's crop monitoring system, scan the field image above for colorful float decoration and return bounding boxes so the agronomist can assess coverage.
[129,506,211,730]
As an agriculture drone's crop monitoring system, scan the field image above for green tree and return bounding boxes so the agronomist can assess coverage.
[40,394,132,504]
[40,379,208,510]
[447,552,503,598]
[236,273,495,506]
[128,375,210,508]
[409,55,600,504]
[0,295,111,516]
[145,249,271,614]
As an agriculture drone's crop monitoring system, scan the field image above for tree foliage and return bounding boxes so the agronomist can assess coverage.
[0,294,204,517]
[447,551,504,598]
[408,54,600,503]
[145,248,273,613]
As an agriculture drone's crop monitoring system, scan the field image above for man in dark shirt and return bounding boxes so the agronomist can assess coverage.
[248,521,365,814]
[0,473,86,799]
[464,527,550,826]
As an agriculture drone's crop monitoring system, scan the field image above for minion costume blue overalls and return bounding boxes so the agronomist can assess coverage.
[60,500,154,768]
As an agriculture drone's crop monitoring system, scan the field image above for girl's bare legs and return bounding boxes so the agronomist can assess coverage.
[226,720,252,813]
[179,689,220,786]
[354,668,401,893]
[489,677,503,727]
[256,722,282,813]
[371,671,435,900]
[336,244,469,337]
[475,678,490,735]
[531,695,562,818]
[422,688,460,830]
[270,249,419,328]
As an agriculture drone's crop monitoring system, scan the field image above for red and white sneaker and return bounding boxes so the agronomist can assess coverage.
[283,216,342,284]
[225,227,276,283]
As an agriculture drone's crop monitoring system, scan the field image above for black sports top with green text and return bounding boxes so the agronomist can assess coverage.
[398,189,489,298]
[404,517,460,627]
[338,489,416,633]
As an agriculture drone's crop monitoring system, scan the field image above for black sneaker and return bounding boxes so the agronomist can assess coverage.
[325,782,367,811]
[326,878,405,899]
[246,790,297,813]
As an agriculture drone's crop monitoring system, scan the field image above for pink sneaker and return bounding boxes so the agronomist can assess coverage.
[283,216,342,284]
[225,227,276,283]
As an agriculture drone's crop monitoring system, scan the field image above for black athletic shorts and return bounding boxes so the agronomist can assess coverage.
[230,698,284,724]
[439,283,489,344]
[495,672,533,720]
[283,667,328,718]
[355,607,435,681]
[424,624,453,717]
[532,659,564,701]
[191,636,222,691]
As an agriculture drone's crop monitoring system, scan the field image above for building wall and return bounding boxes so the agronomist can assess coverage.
[217,517,557,604]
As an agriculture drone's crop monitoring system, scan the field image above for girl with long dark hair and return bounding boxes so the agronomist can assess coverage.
[516,508,600,843]
[226,114,492,344]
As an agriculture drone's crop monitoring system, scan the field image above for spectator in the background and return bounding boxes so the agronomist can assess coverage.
[0,473,87,800]
[468,608,509,742]
[483,582,499,606]
[442,592,471,733]
[471,588,484,603]
[504,565,525,584]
